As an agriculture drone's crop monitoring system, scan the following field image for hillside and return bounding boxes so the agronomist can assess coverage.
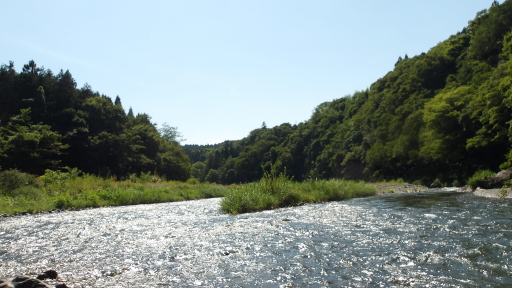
[0,65,191,180]
[187,1,512,186]
[2,1,511,185]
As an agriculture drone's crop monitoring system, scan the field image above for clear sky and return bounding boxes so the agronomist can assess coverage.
[2,1,491,145]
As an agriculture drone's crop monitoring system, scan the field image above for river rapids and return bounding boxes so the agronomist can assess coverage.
[1,190,511,287]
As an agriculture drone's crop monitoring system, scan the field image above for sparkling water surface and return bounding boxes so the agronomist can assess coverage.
[0,190,511,287]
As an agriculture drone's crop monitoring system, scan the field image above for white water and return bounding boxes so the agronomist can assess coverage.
[1,191,511,287]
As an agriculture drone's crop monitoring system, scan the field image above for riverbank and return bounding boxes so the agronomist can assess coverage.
[373,183,512,199]
[471,187,512,198]
[372,183,428,195]
[0,169,229,216]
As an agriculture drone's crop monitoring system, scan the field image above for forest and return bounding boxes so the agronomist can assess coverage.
[2,1,512,187]
[0,62,191,181]
[184,0,512,186]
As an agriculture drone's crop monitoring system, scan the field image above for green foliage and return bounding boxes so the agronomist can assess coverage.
[220,169,295,214]
[0,169,41,196]
[191,162,207,182]
[499,188,508,198]
[208,1,512,185]
[467,170,496,189]
[0,60,191,181]
[159,122,185,143]
[137,171,163,183]
[205,169,220,183]
[0,169,228,215]
[0,109,65,174]
[220,169,375,215]
[186,177,200,184]
[3,1,512,186]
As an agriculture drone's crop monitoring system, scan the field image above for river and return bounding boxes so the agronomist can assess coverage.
[0,190,511,287]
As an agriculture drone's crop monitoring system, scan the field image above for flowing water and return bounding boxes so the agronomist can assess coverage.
[0,190,511,287]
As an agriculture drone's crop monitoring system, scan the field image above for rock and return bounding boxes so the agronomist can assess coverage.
[221,249,238,256]
[430,179,442,188]
[491,170,512,187]
[0,279,15,288]
[0,271,68,288]
[36,271,58,281]
[10,276,51,288]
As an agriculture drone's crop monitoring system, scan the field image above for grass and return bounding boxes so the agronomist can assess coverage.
[1,168,378,216]
[220,170,376,214]
[0,169,228,215]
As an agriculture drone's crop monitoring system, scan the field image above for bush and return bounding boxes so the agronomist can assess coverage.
[220,173,376,215]
[186,177,200,185]
[467,170,495,189]
[54,196,72,209]
[0,169,41,196]
[138,171,163,183]
[12,186,44,199]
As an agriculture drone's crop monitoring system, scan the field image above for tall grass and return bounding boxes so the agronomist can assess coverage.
[467,170,496,189]
[0,169,227,215]
[220,170,376,215]
[1,168,377,216]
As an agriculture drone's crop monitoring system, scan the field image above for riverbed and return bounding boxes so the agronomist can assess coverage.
[1,190,511,287]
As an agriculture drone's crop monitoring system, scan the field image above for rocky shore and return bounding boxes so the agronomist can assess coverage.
[471,187,512,198]
[372,183,429,195]
[373,183,512,199]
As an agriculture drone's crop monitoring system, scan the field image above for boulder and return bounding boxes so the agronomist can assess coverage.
[491,170,512,187]
[0,271,68,288]
[36,271,57,281]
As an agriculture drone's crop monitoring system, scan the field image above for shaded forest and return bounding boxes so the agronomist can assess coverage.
[2,1,512,186]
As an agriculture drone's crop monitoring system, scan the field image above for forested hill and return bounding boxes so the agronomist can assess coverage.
[188,1,512,186]
[0,63,191,180]
[2,1,511,185]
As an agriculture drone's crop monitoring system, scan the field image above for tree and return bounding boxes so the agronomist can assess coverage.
[0,109,65,174]
[191,162,207,182]
[156,141,191,181]
[159,123,185,144]
[0,61,19,123]
[114,95,122,106]
[127,107,134,118]
[22,60,43,75]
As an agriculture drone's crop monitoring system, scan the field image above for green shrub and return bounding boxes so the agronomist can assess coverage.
[186,178,200,185]
[12,186,44,200]
[54,196,72,209]
[467,170,495,189]
[41,169,71,185]
[0,169,41,196]
[220,175,376,215]
[138,171,163,183]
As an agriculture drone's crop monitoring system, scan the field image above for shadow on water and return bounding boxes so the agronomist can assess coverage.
[380,190,470,209]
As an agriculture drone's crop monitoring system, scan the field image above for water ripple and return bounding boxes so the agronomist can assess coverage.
[0,191,511,287]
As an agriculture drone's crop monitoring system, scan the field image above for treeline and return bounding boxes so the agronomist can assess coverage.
[2,2,511,186]
[186,1,512,186]
[0,62,191,180]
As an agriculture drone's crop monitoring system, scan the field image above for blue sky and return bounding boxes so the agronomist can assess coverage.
[2,1,490,145]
